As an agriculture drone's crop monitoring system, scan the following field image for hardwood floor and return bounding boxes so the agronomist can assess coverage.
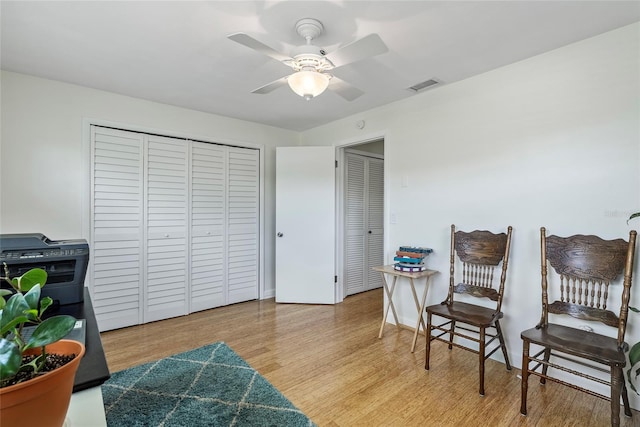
[100,288,639,426]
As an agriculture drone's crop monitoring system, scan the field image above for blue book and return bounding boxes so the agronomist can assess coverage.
[393,256,423,264]
[399,246,433,254]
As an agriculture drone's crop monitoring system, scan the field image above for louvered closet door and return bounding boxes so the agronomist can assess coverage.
[144,135,189,322]
[345,154,366,295]
[344,153,384,296]
[91,127,144,331]
[227,147,259,303]
[190,142,226,312]
[91,127,260,331]
[366,158,384,291]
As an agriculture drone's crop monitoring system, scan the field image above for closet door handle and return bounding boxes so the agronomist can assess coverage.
[277,232,284,237]
[368,230,372,234]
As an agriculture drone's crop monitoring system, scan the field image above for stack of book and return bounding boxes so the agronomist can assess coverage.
[393,246,433,272]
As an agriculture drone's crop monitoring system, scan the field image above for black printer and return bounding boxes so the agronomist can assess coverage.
[0,233,89,305]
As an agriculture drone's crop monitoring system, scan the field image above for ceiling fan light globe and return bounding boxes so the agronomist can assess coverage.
[288,70,330,99]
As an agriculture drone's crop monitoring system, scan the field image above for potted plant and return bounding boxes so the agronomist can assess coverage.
[0,263,85,427]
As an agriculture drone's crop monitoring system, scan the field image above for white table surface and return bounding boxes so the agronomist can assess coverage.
[65,386,106,427]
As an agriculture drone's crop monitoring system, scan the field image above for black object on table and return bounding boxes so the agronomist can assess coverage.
[45,287,111,392]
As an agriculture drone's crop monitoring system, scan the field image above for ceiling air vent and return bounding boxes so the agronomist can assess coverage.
[407,78,441,93]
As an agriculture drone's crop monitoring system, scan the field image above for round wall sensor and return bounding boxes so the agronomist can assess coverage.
[356,120,365,129]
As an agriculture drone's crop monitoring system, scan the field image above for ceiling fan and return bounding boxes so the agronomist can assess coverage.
[228,18,388,101]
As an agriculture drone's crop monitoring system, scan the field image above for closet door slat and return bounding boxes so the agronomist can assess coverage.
[366,158,384,290]
[91,127,144,331]
[190,142,226,312]
[144,135,189,323]
[227,147,259,303]
[345,154,366,295]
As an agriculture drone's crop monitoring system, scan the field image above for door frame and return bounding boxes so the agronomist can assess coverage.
[335,132,387,302]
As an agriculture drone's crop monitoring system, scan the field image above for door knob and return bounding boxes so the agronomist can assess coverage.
[277,232,284,237]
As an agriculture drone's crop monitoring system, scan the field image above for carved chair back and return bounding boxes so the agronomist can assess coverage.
[539,227,637,346]
[447,225,513,312]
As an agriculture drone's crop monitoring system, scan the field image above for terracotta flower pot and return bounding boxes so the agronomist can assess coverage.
[0,339,86,427]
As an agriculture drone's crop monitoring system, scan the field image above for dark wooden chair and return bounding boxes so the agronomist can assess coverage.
[425,224,513,396]
[520,228,637,427]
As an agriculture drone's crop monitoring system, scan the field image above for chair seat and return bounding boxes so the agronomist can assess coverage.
[521,323,627,366]
[427,301,501,327]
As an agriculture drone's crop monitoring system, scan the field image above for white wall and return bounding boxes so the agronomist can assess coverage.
[301,23,640,403]
[0,71,299,297]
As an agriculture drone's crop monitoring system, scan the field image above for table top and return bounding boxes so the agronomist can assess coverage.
[46,287,111,392]
[372,265,438,279]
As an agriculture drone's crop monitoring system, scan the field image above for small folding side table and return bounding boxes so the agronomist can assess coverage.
[372,265,439,352]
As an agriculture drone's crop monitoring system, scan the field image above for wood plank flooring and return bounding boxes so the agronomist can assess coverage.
[100,288,639,426]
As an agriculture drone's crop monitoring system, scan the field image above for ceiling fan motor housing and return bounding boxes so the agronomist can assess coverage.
[290,45,334,71]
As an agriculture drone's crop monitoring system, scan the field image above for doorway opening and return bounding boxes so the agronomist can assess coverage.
[337,138,385,300]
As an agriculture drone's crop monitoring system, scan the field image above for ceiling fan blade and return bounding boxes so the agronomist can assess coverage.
[328,76,364,101]
[327,34,388,69]
[251,76,290,94]
[228,33,293,63]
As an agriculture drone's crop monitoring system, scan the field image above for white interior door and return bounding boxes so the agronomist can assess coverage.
[190,141,226,312]
[275,146,336,304]
[344,153,384,296]
[144,135,189,323]
[344,153,366,295]
[226,147,260,303]
[366,157,384,291]
[91,126,144,331]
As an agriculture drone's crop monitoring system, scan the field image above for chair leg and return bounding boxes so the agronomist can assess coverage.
[479,327,485,396]
[611,367,622,427]
[540,348,551,385]
[448,319,456,350]
[621,369,632,417]
[425,311,432,370]
[520,339,530,416]
[494,319,511,370]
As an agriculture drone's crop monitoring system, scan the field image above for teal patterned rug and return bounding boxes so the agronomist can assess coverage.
[102,342,315,426]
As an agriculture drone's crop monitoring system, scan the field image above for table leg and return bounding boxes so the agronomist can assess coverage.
[410,277,432,353]
[379,274,399,338]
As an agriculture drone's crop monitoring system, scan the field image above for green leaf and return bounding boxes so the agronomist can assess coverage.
[629,341,640,367]
[0,315,30,337]
[0,338,22,380]
[0,293,29,332]
[39,296,53,316]
[12,268,47,292]
[627,361,640,395]
[24,285,41,311]
[627,212,640,224]
[24,315,76,349]
[630,306,640,313]
[0,289,11,311]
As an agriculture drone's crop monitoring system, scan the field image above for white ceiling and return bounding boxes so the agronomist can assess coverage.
[2,1,639,132]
